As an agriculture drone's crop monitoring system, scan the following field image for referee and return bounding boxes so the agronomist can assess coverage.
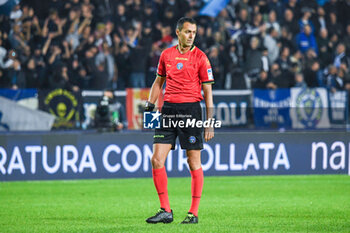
[145,17,214,224]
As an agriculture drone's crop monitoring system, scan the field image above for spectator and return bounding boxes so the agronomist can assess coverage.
[268,63,293,88]
[267,0,284,21]
[333,43,349,69]
[245,36,262,81]
[162,7,177,29]
[224,42,244,89]
[77,66,91,89]
[8,24,29,51]
[90,60,109,90]
[326,12,344,38]
[46,41,63,67]
[252,70,269,89]
[298,8,315,33]
[264,27,280,64]
[332,68,347,91]
[285,0,301,21]
[95,0,114,22]
[279,26,296,52]
[314,6,327,35]
[246,13,266,38]
[317,28,332,68]
[5,58,26,89]
[208,46,223,89]
[281,9,299,38]
[294,72,307,88]
[95,42,116,88]
[25,57,39,88]
[304,60,322,87]
[324,0,339,16]
[114,4,129,34]
[261,47,269,72]
[129,42,147,88]
[300,0,319,13]
[0,38,13,69]
[146,42,162,88]
[344,24,350,55]
[323,65,348,92]
[195,25,208,51]
[296,24,318,54]
[266,10,281,35]
[276,46,292,72]
[48,63,78,91]
[304,48,318,68]
[114,41,130,90]
[142,4,157,27]
[95,22,113,48]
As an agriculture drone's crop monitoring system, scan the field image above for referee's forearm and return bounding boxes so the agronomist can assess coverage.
[148,77,165,104]
[203,85,214,119]
[205,99,214,119]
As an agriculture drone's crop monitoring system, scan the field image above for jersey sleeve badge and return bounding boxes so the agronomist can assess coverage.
[207,68,213,80]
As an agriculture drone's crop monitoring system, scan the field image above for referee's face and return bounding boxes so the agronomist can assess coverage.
[176,22,197,48]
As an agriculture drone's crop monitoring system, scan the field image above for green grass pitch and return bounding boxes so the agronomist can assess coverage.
[0,175,349,232]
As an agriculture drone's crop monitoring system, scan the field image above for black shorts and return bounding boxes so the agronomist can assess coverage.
[153,101,203,150]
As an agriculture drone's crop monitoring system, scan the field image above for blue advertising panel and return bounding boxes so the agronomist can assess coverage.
[0,131,348,181]
[253,89,291,128]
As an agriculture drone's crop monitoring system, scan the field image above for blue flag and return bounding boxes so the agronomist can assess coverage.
[199,0,230,17]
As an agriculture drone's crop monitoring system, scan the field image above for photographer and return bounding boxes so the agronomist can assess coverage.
[94,90,127,131]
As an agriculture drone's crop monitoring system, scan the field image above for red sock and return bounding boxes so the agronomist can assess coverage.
[152,167,171,212]
[189,167,203,216]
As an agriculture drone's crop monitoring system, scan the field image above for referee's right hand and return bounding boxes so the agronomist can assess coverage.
[144,101,155,112]
[204,126,214,142]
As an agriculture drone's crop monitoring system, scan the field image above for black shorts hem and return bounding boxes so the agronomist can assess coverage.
[153,142,176,150]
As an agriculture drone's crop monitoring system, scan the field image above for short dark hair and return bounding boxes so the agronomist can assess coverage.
[176,17,197,31]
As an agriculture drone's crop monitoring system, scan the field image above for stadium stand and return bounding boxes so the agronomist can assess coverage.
[0,0,349,131]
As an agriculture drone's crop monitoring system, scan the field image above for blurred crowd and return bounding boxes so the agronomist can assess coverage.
[0,0,349,93]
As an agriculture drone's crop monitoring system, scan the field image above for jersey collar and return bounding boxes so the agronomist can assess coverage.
[176,45,196,54]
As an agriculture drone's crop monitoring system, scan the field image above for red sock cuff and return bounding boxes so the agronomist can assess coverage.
[190,167,203,177]
[152,167,166,175]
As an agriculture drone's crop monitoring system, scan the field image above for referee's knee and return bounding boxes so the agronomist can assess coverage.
[151,156,164,169]
[187,157,201,171]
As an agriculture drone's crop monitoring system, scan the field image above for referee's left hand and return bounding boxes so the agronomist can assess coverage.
[204,127,214,142]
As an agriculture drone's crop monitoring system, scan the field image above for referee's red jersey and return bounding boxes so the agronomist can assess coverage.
[156,45,215,103]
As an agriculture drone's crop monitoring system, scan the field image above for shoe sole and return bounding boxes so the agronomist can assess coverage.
[146,219,173,224]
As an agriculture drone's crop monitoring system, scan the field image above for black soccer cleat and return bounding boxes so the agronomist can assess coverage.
[181,212,198,224]
[146,208,173,224]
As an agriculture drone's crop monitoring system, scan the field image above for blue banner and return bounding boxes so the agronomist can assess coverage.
[0,131,348,181]
[253,89,291,128]
[0,88,37,101]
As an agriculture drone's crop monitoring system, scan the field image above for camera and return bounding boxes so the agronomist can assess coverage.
[94,95,123,132]
[94,96,113,131]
